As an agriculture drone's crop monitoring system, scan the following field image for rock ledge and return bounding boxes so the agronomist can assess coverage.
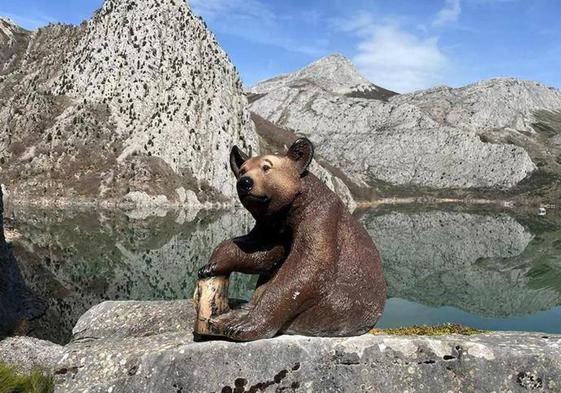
[1,300,560,392]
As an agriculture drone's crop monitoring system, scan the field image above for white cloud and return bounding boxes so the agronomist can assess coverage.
[433,0,462,27]
[335,14,449,92]
[189,0,326,55]
[189,0,273,22]
[354,25,448,92]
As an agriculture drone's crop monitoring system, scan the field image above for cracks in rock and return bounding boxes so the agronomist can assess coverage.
[219,363,301,393]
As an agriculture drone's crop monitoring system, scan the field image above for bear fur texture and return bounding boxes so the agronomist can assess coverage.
[198,138,386,341]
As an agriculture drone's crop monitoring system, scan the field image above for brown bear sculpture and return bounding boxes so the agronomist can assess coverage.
[198,138,386,341]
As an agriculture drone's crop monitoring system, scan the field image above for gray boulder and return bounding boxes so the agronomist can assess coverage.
[47,300,561,392]
[0,336,63,373]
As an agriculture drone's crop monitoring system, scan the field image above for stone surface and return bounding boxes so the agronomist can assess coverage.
[72,300,195,342]
[0,336,63,373]
[50,300,561,393]
[249,55,561,195]
[1,299,560,392]
[0,17,29,75]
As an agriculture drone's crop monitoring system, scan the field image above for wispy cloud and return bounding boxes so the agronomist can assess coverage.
[334,13,449,92]
[433,0,462,27]
[190,0,327,55]
[190,0,273,22]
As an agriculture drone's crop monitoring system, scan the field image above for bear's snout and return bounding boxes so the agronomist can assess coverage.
[237,176,254,194]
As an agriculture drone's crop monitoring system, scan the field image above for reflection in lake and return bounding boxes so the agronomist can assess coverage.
[1,206,561,344]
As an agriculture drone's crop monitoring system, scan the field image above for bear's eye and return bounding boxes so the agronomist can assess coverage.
[262,164,271,173]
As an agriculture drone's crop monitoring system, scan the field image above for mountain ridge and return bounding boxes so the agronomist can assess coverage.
[0,3,356,210]
[251,54,397,101]
[0,0,258,206]
[248,54,561,203]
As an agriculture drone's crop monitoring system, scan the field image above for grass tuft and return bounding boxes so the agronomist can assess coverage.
[0,363,54,393]
[369,323,488,336]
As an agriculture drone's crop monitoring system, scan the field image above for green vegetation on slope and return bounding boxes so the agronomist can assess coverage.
[0,363,53,393]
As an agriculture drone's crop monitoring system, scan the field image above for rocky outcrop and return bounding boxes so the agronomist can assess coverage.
[0,0,257,205]
[2,300,559,392]
[398,79,561,134]
[249,55,561,198]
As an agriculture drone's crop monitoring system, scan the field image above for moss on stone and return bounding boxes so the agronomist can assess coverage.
[370,323,488,336]
[0,363,54,393]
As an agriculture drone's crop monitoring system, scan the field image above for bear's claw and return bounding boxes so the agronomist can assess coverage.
[197,263,216,278]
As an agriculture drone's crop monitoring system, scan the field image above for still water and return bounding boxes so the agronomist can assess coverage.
[1,205,560,344]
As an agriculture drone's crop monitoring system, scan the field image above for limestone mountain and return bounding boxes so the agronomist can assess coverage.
[0,0,258,206]
[249,55,561,203]
[0,2,356,209]
[249,54,396,101]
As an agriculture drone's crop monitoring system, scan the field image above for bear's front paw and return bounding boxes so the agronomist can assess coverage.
[197,262,217,278]
[220,313,274,341]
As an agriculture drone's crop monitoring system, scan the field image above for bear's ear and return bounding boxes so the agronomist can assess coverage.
[230,145,250,177]
[287,137,314,175]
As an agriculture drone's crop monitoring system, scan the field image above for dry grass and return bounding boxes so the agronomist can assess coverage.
[369,323,487,336]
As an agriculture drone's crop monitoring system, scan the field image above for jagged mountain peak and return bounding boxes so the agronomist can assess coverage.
[0,17,18,29]
[0,16,30,75]
[250,53,397,100]
[0,0,258,205]
[0,17,24,41]
[96,0,189,16]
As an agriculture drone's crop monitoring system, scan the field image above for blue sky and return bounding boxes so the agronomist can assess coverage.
[1,0,560,92]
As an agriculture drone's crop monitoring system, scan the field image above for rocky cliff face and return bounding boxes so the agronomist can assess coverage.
[0,18,30,76]
[0,0,257,205]
[249,55,561,200]
[0,6,356,208]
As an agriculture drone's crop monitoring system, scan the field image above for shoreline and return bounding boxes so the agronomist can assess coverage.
[7,195,558,211]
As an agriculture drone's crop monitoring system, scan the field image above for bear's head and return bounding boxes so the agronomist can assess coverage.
[230,138,314,218]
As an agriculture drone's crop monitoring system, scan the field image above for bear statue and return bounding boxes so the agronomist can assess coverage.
[198,138,386,341]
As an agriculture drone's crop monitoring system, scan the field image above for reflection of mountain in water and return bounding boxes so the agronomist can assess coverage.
[12,208,256,344]
[0,190,46,339]
[361,210,561,317]
[8,206,561,344]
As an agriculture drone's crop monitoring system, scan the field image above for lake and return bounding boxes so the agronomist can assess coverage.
[1,205,560,344]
